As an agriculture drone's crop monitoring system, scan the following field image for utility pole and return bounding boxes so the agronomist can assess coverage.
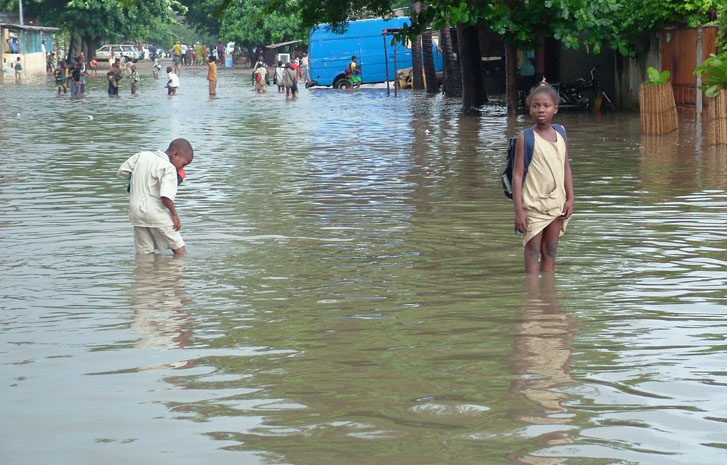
[19,0,24,25]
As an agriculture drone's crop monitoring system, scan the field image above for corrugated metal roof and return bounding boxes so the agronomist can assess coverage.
[0,23,60,32]
[266,40,301,49]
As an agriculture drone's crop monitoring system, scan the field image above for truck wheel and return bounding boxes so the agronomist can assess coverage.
[334,78,351,89]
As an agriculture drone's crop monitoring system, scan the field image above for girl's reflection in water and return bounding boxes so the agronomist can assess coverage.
[129,254,193,350]
[509,273,576,464]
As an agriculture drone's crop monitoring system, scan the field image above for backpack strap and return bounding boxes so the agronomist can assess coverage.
[552,123,566,141]
[522,128,535,174]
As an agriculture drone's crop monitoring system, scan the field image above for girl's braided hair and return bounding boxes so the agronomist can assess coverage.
[525,81,559,107]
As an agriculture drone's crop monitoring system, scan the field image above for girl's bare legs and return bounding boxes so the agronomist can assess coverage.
[524,233,542,274]
[523,218,562,273]
[539,219,562,272]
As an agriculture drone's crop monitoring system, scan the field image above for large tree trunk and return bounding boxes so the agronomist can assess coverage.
[65,36,73,64]
[505,42,518,115]
[86,37,101,61]
[246,47,256,67]
[422,29,437,93]
[456,23,486,109]
[410,1,424,90]
[440,26,460,97]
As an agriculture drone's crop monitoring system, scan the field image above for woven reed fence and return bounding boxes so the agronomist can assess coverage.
[639,82,678,135]
[707,89,727,145]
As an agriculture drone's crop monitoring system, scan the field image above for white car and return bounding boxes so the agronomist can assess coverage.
[95,44,140,61]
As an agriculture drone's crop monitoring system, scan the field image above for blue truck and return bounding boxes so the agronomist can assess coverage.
[308,17,443,89]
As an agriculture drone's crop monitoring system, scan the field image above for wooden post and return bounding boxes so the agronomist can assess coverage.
[383,34,390,97]
[393,43,398,98]
[696,27,703,117]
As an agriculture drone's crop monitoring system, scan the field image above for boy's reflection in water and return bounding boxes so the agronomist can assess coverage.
[129,254,193,351]
[509,273,576,465]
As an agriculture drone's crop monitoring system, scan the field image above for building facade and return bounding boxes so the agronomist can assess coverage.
[1,13,58,77]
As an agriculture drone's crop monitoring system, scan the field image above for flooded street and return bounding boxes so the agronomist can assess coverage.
[1,69,726,464]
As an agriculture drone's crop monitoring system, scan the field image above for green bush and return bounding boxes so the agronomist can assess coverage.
[694,54,727,98]
[645,67,671,85]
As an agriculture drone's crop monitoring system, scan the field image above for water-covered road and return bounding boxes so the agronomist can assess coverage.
[1,68,726,464]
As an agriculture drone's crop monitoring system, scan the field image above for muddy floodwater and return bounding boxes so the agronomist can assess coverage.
[1,68,726,465]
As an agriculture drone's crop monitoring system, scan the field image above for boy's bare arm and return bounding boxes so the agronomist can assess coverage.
[161,196,181,231]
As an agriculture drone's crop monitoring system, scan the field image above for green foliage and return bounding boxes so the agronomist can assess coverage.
[217,0,306,49]
[1,0,184,43]
[402,0,627,55]
[260,0,723,60]
[717,2,727,55]
[179,0,222,36]
[695,54,727,97]
[645,67,671,85]
[264,0,392,33]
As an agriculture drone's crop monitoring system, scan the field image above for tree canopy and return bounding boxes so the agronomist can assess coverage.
[264,0,723,57]
[218,0,306,49]
[1,0,184,45]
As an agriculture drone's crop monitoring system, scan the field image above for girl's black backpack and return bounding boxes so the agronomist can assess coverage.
[501,124,565,199]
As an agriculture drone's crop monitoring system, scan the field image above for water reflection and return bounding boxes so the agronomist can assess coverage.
[129,254,192,350]
[509,274,575,464]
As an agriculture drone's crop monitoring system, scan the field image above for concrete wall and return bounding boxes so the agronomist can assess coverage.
[2,51,46,77]
[2,26,53,77]
[614,31,662,111]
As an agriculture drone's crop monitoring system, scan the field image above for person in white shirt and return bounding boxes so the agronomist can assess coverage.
[275,61,285,93]
[166,66,179,95]
[117,139,194,255]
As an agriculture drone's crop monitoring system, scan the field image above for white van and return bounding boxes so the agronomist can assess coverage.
[96,44,140,60]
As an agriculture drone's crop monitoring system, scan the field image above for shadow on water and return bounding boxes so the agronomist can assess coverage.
[1,71,726,464]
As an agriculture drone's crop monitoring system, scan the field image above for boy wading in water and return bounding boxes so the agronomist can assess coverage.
[512,84,574,273]
[117,139,194,255]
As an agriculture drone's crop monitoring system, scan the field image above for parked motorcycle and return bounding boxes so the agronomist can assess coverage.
[555,66,615,111]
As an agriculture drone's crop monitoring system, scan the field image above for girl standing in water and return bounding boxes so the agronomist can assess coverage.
[512,84,574,273]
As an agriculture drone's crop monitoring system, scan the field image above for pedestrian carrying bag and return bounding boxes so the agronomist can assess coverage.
[502,124,565,199]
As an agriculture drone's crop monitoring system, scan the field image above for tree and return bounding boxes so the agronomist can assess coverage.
[1,0,184,59]
[214,0,306,63]
[179,0,222,36]
[265,0,724,110]
[456,22,485,108]
[421,28,437,93]
[410,1,423,90]
[439,25,460,96]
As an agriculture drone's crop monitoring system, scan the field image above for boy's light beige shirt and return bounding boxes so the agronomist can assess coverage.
[118,150,177,227]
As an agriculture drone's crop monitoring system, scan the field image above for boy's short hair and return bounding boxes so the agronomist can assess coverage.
[526,82,559,107]
[167,138,194,159]
[166,66,172,73]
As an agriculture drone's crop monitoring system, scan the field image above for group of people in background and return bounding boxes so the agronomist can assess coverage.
[172,41,229,69]
[251,53,309,99]
[36,44,313,100]
[53,57,88,95]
